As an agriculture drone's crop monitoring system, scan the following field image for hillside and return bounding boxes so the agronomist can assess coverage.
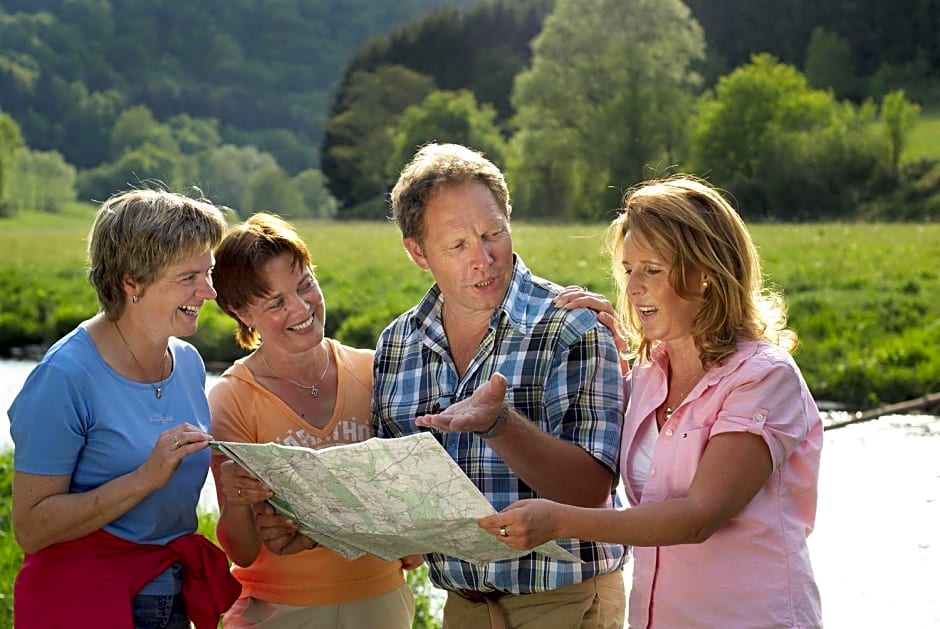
[0,0,476,173]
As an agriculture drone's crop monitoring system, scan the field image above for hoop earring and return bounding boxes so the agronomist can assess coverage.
[131,294,140,304]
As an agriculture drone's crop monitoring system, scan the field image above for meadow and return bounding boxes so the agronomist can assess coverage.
[904,107,940,161]
[1,206,939,409]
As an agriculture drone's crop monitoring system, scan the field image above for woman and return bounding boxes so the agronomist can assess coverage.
[209,212,419,628]
[480,176,823,628]
[9,188,239,628]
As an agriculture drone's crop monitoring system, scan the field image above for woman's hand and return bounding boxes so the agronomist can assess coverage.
[400,554,425,570]
[253,502,318,555]
[555,286,628,369]
[138,423,212,491]
[218,460,273,506]
[478,499,562,551]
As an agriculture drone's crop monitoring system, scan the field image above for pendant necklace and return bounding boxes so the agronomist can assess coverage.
[259,345,330,397]
[663,369,705,420]
[113,319,169,399]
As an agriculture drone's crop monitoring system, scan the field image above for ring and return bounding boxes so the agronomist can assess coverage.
[237,488,243,497]
[173,435,181,449]
[499,525,509,537]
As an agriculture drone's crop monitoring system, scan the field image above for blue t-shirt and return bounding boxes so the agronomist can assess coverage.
[9,325,212,594]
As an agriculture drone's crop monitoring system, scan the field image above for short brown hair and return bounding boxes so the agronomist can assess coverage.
[389,143,510,243]
[87,188,227,319]
[608,175,796,367]
[213,212,313,349]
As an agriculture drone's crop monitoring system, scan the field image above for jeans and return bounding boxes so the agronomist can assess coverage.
[131,592,190,629]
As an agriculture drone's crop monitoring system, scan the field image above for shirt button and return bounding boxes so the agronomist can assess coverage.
[754,413,765,422]
[664,428,674,437]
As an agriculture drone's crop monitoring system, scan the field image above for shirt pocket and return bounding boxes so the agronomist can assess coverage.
[504,384,548,431]
[657,424,711,496]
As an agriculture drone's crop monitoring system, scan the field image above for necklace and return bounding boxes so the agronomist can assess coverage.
[663,370,705,420]
[259,345,330,397]
[113,319,169,399]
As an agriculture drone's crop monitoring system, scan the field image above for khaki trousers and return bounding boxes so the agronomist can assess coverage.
[221,583,414,628]
[443,570,625,629]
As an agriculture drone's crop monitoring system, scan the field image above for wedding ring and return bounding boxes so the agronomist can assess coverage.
[499,525,509,538]
[237,488,243,497]
[173,435,181,449]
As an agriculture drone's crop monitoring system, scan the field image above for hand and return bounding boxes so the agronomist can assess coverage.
[138,423,212,491]
[477,499,561,551]
[253,502,318,555]
[219,460,273,506]
[400,554,425,570]
[415,372,507,434]
[555,285,628,368]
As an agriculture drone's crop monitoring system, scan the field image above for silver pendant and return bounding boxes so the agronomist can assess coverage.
[310,386,319,398]
[155,388,163,399]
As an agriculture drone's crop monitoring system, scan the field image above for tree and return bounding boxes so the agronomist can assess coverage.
[167,114,222,155]
[880,90,921,175]
[196,144,279,213]
[690,54,890,219]
[692,54,834,184]
[387,90,508,178]
[294,169,338,219]
[321,65,435,212]
[804,27,858,100]
[0,111,25,213]
[244,166,305,218]
[110,105,178,159]
[76,142,184,203]
[7,149,77,213]
[509,0,705,219]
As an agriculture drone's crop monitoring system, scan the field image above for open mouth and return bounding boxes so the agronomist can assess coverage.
[287,316,314,331]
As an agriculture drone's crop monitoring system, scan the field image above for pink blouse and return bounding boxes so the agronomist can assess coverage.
[621,340,823,628]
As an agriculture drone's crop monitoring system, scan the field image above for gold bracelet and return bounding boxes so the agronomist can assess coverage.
[475,405,509,438]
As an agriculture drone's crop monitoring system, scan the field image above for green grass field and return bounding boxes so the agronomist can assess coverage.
[903,108,940,161]
[1,210,939,408]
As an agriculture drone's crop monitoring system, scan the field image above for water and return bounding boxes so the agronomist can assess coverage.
[2,358,938,626]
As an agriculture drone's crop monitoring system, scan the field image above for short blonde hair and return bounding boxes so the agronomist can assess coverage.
[608,175,796,367]
[87,188,227,319]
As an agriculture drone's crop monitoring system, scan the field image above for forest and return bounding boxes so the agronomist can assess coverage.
[0,0,938,221]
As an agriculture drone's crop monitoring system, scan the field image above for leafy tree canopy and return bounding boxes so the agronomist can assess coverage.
[509,0,705,220]
[0,0,475,174]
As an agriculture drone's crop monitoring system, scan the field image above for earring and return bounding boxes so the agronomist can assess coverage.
[131,294,140,304]
[702,281,709,290]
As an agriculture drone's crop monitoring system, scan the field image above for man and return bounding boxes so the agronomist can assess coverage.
[373,143,625,628]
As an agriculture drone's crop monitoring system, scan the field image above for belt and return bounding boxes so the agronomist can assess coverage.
[452,588,510,604]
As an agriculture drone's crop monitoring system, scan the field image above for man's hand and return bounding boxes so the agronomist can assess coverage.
[415,372,508,434]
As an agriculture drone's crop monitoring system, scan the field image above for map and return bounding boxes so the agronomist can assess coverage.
[211,433,580,565]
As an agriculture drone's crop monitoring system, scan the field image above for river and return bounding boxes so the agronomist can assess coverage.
[1,358,937,627]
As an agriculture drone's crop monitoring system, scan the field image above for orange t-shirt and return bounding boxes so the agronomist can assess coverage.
[209,339,405,606]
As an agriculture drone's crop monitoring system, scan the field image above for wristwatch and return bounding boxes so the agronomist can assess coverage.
[475,405,509,438]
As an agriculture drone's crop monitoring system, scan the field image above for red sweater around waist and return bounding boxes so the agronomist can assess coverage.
[14,529,240,629]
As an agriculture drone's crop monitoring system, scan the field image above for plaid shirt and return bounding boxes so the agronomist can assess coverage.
[372,255,625,594]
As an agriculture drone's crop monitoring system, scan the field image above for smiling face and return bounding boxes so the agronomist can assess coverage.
[403,181,513,320]
[237,251,325,354]
[136,249,217,338]
[622,230,703,348]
